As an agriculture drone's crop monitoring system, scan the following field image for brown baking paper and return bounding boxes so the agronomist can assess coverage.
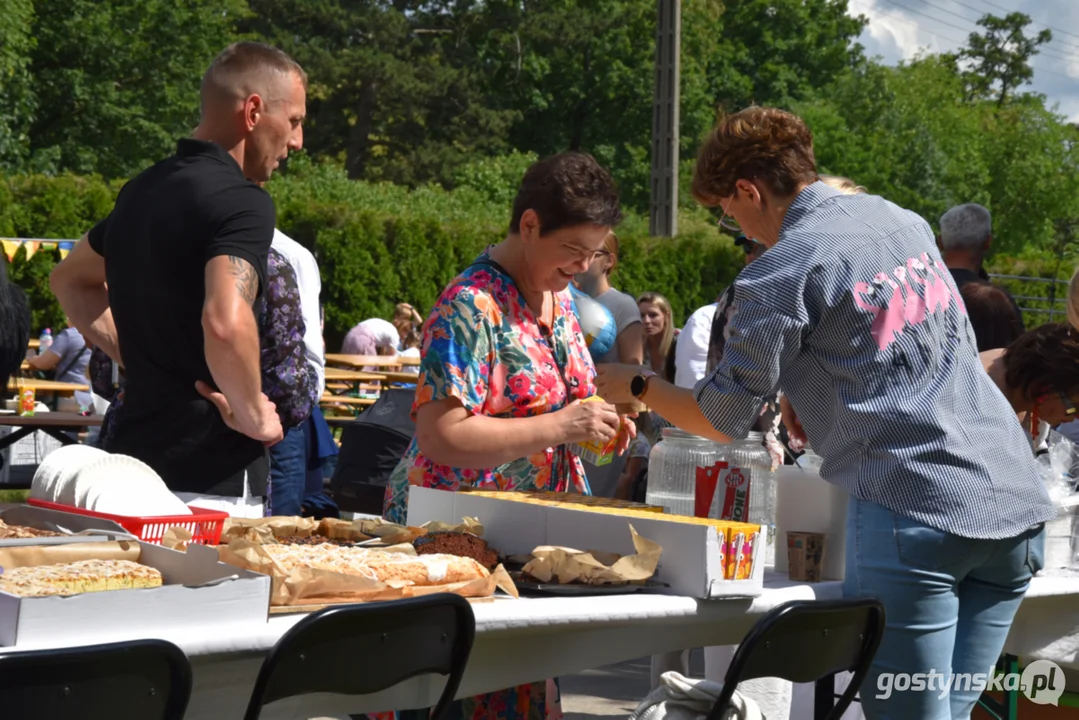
[356,516,484,546]
[162,526,194,552]
[522,524,662,586]
[0,541,142,570]
[317,518,374,542]
[217,537,517,606]
[222,516,322,544]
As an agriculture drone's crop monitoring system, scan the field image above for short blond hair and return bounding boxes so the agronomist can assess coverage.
[201,42,306,114]
[820,174,867,195]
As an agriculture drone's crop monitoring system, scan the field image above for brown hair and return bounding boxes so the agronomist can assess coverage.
[392,316,413,341]
[960,282,1024,352]
[692,106,818,206]
[510,152,623,236]
[201,42,307,113]
[1003,324,1079,401]
[598,232,621,276]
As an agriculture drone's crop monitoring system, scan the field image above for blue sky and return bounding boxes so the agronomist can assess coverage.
[849,0,1079,120]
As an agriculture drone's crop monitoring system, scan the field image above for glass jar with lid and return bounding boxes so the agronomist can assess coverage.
[645,428,725,516]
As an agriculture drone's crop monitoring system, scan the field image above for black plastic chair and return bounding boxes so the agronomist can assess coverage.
[244,592,476,720]
[706,598,886,720]
[0,638,192,720]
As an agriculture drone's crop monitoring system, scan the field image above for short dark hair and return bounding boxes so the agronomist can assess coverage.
[509,152,622,236]
[1004,323,1079,401]
[692,106,818,205]
[201,42,307,113]
[960,282,1024,352]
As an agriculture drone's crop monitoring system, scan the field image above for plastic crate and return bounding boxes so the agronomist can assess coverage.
[26,499,227,546]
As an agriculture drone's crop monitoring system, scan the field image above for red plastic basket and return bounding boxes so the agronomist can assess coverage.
[26,498,228,546]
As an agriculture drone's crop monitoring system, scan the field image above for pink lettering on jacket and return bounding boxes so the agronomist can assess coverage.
[853,255,962,351]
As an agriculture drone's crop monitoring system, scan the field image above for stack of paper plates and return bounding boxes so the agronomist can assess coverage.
[29,446,193,517]
[31,445,109,505]
[74,455,192,517]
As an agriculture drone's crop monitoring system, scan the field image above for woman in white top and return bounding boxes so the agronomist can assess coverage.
[341,302,424,356]
[574,232,643,365]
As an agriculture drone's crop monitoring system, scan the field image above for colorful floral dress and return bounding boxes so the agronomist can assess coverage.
[383,254,596,525]
[381,253,593,720]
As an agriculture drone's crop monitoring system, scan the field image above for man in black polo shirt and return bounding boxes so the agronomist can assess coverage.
[938,202,1024,335]
[50,42,307,512]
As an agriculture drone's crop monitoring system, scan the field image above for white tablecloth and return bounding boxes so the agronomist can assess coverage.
[6,572,1078,719]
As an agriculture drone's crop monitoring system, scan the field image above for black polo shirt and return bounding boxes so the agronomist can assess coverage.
[88,139,274,495]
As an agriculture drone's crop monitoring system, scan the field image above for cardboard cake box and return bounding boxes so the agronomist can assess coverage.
[406,487,765,599]
[0,504,136,547]
[0,540,272,647]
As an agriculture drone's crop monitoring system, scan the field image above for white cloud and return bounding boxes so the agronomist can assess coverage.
[849,0,1079,120]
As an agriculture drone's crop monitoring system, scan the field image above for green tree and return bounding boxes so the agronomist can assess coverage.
[241,0,519,187]
[471,0,867,210]
[0,0,35,171]
[25,0,247,178]
[959,13,1052,108]
[703,0,867,110]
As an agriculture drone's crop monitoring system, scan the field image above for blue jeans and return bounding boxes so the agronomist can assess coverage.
[268,426,306,517]
[844,496,1045,720]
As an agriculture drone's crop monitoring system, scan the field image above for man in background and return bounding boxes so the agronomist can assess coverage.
[25,321,92,411]
[50,42,306,515]
[938,202,1024,342]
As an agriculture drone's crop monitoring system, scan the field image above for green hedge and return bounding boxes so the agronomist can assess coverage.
[0,159,743,349]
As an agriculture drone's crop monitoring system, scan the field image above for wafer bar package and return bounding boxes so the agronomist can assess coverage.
[726,531,744,580]
[736,532,758,580]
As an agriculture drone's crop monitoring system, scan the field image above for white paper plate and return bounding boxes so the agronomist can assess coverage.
[75,455,192,517]
[33,445,109,504]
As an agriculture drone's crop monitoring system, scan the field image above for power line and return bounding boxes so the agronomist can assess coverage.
[914,0,1079,53]
[874,0,1078,64]
[912,0,1079,56]
[966,0,1079,42]
[939,0,1079,51]
[851,0,1079,83]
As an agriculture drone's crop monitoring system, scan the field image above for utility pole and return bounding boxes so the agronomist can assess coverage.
[650,0,680,237]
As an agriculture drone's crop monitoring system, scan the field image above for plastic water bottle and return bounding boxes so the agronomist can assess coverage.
[38,328,53,355]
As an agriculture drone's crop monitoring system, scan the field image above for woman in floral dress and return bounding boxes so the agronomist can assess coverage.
[383,152,633,720]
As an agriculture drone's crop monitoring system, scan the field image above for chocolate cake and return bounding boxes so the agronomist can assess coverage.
[414,532,499,571]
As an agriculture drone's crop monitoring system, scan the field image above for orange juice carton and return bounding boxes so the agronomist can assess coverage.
[18,388,35,417]
[567,396,620,466]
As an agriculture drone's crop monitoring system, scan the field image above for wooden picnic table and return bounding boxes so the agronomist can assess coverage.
[323,367,385,382]
[27,339,39,350]
[8,379,89,395]
[325,353,420,369]
[319,394,376,407]
[0,412,102,451]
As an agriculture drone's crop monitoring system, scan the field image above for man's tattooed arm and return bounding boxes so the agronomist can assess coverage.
[227,255,258,305]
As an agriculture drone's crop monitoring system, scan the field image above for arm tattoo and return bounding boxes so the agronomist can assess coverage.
[226,255,258,305]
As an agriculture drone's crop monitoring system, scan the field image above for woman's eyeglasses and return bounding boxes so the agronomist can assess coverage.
[717,196,741,233]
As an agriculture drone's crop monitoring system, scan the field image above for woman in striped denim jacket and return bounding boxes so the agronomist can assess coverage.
[598,106,1054,720]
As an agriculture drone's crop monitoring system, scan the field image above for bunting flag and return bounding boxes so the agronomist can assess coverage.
[0,238,79,262]
[1,241,18,262]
